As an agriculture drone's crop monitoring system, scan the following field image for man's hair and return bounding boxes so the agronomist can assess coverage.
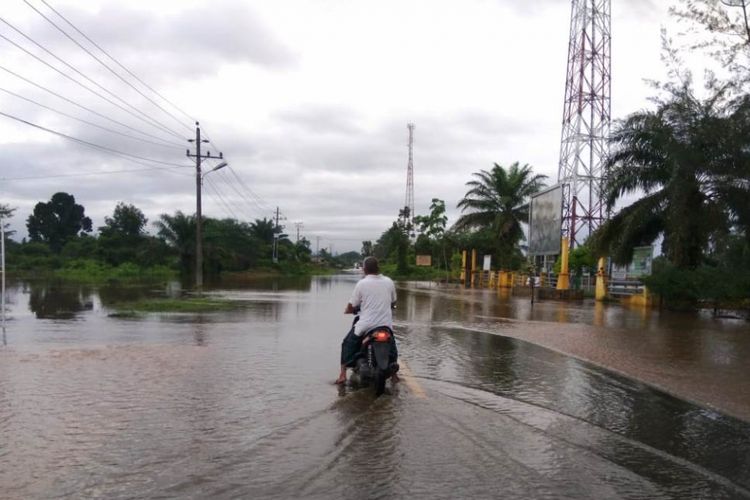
[363,256,379,275]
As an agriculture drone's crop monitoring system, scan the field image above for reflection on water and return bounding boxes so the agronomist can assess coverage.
[0,276,748,499]
[27,282,94,319]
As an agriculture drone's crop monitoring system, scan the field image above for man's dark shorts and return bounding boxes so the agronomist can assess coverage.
[340,326,398,368]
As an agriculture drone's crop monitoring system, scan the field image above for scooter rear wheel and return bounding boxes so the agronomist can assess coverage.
[374,368,387,396]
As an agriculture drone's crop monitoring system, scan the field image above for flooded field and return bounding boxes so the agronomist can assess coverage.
[1,276,748,499]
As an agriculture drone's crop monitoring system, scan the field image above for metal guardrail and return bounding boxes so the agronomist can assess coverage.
[469,271,643,296]
[608,279,645,297]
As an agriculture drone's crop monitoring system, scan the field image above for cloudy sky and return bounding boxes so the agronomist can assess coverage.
[0,0,697,252]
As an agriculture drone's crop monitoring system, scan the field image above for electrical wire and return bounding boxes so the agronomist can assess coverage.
[202,160,263,221]
[203,176,240,220]
[0,110,191,168]
[0,16,186,143]
[1,164,191,181]
[0,86,181,150]
[39,0,195,133]
[212,169,270,219]
[178,123,275,218]
[190,134,275,219]
[37,0,200,137]
[0,64,184,147]
[227,166,273,212]
[26,0,192,137]
[214,166,272,215]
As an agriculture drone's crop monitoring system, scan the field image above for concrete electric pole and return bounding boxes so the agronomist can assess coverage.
[272,206,285,263]
[187,121,224,290]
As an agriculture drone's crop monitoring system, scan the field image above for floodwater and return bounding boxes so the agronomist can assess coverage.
[0,276,748,499]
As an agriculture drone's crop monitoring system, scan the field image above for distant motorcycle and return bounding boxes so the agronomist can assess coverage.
[349,310,399,396]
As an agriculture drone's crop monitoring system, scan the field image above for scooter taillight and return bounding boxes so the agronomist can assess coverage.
[373,330,391,342]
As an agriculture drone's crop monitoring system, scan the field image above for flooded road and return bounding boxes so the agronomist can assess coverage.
[1,276,749,499]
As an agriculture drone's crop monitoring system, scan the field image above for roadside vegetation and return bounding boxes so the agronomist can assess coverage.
[1,196,334,284]
[369,163,547,281]
[589,0,750,311]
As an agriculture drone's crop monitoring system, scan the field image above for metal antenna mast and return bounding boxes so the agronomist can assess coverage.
[557,0,611,248]
[401,123,415,234]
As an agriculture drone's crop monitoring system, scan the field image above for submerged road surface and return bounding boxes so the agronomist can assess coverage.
[0,276,748,499]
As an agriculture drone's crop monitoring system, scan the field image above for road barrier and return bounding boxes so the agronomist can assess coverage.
[608,279,645,297]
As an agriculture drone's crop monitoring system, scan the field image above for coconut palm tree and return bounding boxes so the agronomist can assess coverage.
[454,162,547,254]
[591,88,750,268]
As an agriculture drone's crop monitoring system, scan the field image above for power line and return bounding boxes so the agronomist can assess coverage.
[1,164,191,182]
[38,0,195,132]
[0,16,186,143]
[203,176,240,220]
[0,110,190,168]
[183,124,273,215]
[212,169,270,219]
[225,166,273,212]
[202,160,265,221]
[0,64,184,147]
[26,0,192,138]
[0,86,181,150]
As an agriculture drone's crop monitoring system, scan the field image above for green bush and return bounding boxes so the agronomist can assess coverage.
[643,261,750,310]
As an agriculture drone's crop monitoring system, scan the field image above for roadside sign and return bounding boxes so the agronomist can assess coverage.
[416,255,432,266]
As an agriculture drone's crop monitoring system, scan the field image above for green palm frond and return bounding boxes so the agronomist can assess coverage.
[454,162,547,247]
[597,87,750,268]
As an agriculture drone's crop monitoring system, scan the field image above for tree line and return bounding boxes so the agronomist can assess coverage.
[1,192,317,279]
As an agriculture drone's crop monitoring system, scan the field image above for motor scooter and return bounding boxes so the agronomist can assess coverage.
[348,310,399,396]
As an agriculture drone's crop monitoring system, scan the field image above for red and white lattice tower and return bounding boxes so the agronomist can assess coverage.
[401,123,415,232]
[557,0,611,248]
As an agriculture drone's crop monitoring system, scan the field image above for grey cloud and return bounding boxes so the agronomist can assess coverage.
[274,105,364,135]
[190,107,559,248]
[1,96,561,248]
[20,0,296,82]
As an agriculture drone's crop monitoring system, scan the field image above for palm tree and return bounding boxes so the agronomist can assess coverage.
[154,211,195,271]
[455,162,547,251]
[249,218,276,244]
[591,88,750,268]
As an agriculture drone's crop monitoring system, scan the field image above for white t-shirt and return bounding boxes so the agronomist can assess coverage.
[349,274,397,336]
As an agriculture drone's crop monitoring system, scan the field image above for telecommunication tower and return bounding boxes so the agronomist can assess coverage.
[557,0,611,248]
[400,123,416,233]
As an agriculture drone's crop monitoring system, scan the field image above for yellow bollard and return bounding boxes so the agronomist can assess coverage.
[556,237,570,290]
[460,250,467,285]
[595,257,608,301]
[593,301,605,327]
[470,249,477,288]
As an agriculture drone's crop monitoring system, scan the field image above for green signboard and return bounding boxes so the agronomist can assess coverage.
[628,246,653,278]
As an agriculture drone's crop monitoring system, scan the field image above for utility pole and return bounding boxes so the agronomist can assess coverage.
[316,236,320,257]
[187,121,223,289]
[272,206,285,263]
[294,222,303,243]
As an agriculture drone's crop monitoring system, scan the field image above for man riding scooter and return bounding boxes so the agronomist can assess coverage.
[335,256,399,385]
